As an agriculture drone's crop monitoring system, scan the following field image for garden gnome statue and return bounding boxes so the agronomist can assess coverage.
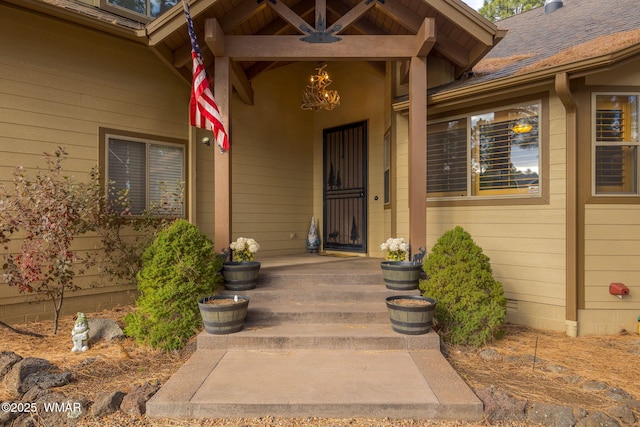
[71,312,90,353]
[306,216,320,253]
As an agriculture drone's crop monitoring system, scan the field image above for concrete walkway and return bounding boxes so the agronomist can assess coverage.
[146,254,483,421]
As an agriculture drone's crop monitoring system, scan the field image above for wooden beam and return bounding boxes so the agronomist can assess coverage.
[259,0,315,35]
[204,18,225,57]
[415,18,436,57]
[214,57,232,255]
[327,0,376,34]
[231,60,254,105]
[375,0,422,33]
[219,0,268,33]
[315,0,326,30]
[222,35,419,60]
[327,0,385,35]
[266,0,312,34]
[408,55,427,258]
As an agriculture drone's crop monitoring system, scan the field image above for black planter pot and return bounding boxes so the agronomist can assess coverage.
[380,261,422,290]
[386,295,436,335]
[198,295,250,334]
[222,261,261,291]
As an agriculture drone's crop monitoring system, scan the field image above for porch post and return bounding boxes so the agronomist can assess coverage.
[214,56,232,253]
[408,56,427,257]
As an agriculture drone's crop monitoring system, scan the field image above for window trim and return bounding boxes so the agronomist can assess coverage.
[99,128,188,217]
[427,99,544,204]
[591,92,640,197]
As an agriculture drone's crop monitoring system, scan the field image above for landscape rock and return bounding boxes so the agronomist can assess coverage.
[120,382,160,416]
[3,357,56,398]
[541,364,570,374]
[478,348,500,361]
[476,387,526,422]
[575,411,622,427]
[0,351,22,380]
[526,402,576,427]
[605,387,632,402]
[91,390,126,418]
[608,404,636,424]
[583,380,608,391]
[21,385,50,402]
[88,318,124,343]
[503,355,521,363]
[563,375,584,384]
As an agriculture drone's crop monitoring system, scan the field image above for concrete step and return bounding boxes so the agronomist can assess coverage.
[147,256,483,422]
[220,283,420,303]
[146,349,483,420]
[197,323,440,351]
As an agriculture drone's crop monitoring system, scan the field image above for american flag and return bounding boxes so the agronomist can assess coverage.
[182,0,229,152]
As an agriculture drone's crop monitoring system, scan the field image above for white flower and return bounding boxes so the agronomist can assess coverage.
[380,237,409,261]
[230,237,260,262]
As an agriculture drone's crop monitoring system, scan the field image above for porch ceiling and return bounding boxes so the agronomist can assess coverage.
[146,0,503,97]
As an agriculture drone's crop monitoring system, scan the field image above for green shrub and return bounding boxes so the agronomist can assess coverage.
[124,219,223,351]
[420,226,506,346]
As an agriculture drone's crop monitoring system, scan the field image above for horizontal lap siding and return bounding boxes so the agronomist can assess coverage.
[231,64,314,257]
[0,4,188,323]
[584,205,640,309]
[425,96,567,331]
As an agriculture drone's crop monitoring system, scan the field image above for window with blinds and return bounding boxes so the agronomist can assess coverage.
[426,102,541,199]
[471,104,540,196]
[107,136,185,215]
[427,119,467,196]
[594,94,639,195]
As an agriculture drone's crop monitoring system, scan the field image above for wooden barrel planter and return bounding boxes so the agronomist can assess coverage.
[386,295,436,335]
[198,295,250,334]
[380,261,422,290]
[222,261,261,291]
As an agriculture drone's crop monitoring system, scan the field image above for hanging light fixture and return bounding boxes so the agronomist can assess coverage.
[300,64,340,111]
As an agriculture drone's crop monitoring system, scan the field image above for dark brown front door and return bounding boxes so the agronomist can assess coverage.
[323,121,367,253]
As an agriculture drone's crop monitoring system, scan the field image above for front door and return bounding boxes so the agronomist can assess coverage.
[323,121,367,253]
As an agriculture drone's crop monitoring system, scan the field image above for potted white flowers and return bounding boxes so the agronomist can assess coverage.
[222,237,261,291]
[380,237,422,290]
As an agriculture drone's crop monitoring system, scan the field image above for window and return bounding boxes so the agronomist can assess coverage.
[427,119,467,197]
[101,0,178,22]
[427,101,541,199]
[593,94,639,195]
[106,135,185,215]
[383,129,391,205]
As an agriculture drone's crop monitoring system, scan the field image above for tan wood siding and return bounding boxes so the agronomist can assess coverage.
[419,94,567,332]
[231,64,314,257]
[0,4,189,323]
[584,204,640,312]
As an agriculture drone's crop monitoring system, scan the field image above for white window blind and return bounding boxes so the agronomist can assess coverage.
[108,139,146,214]
[107,136,185,215]
[594,94,639,195]
[149,144,184,215]
[427,119,467,196]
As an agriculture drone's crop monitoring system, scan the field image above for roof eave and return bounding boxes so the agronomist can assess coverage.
[4,0,147,41]
[394,43,640,113]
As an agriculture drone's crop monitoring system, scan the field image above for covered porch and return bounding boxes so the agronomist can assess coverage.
[146,0,503,257]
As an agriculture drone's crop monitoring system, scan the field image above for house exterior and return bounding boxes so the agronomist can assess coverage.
[0,0,638,336]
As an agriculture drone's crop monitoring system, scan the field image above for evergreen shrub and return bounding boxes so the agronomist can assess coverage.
[420,226,506,346]
[124,219,223,351]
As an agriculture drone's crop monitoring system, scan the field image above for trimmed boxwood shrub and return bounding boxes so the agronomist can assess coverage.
[420,226,506,346]
[124,219,223,351]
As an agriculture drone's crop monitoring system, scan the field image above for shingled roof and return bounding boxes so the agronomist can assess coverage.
[432,0,640,94]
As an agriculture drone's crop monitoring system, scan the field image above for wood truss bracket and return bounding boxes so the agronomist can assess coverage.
[259,0,384,43]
